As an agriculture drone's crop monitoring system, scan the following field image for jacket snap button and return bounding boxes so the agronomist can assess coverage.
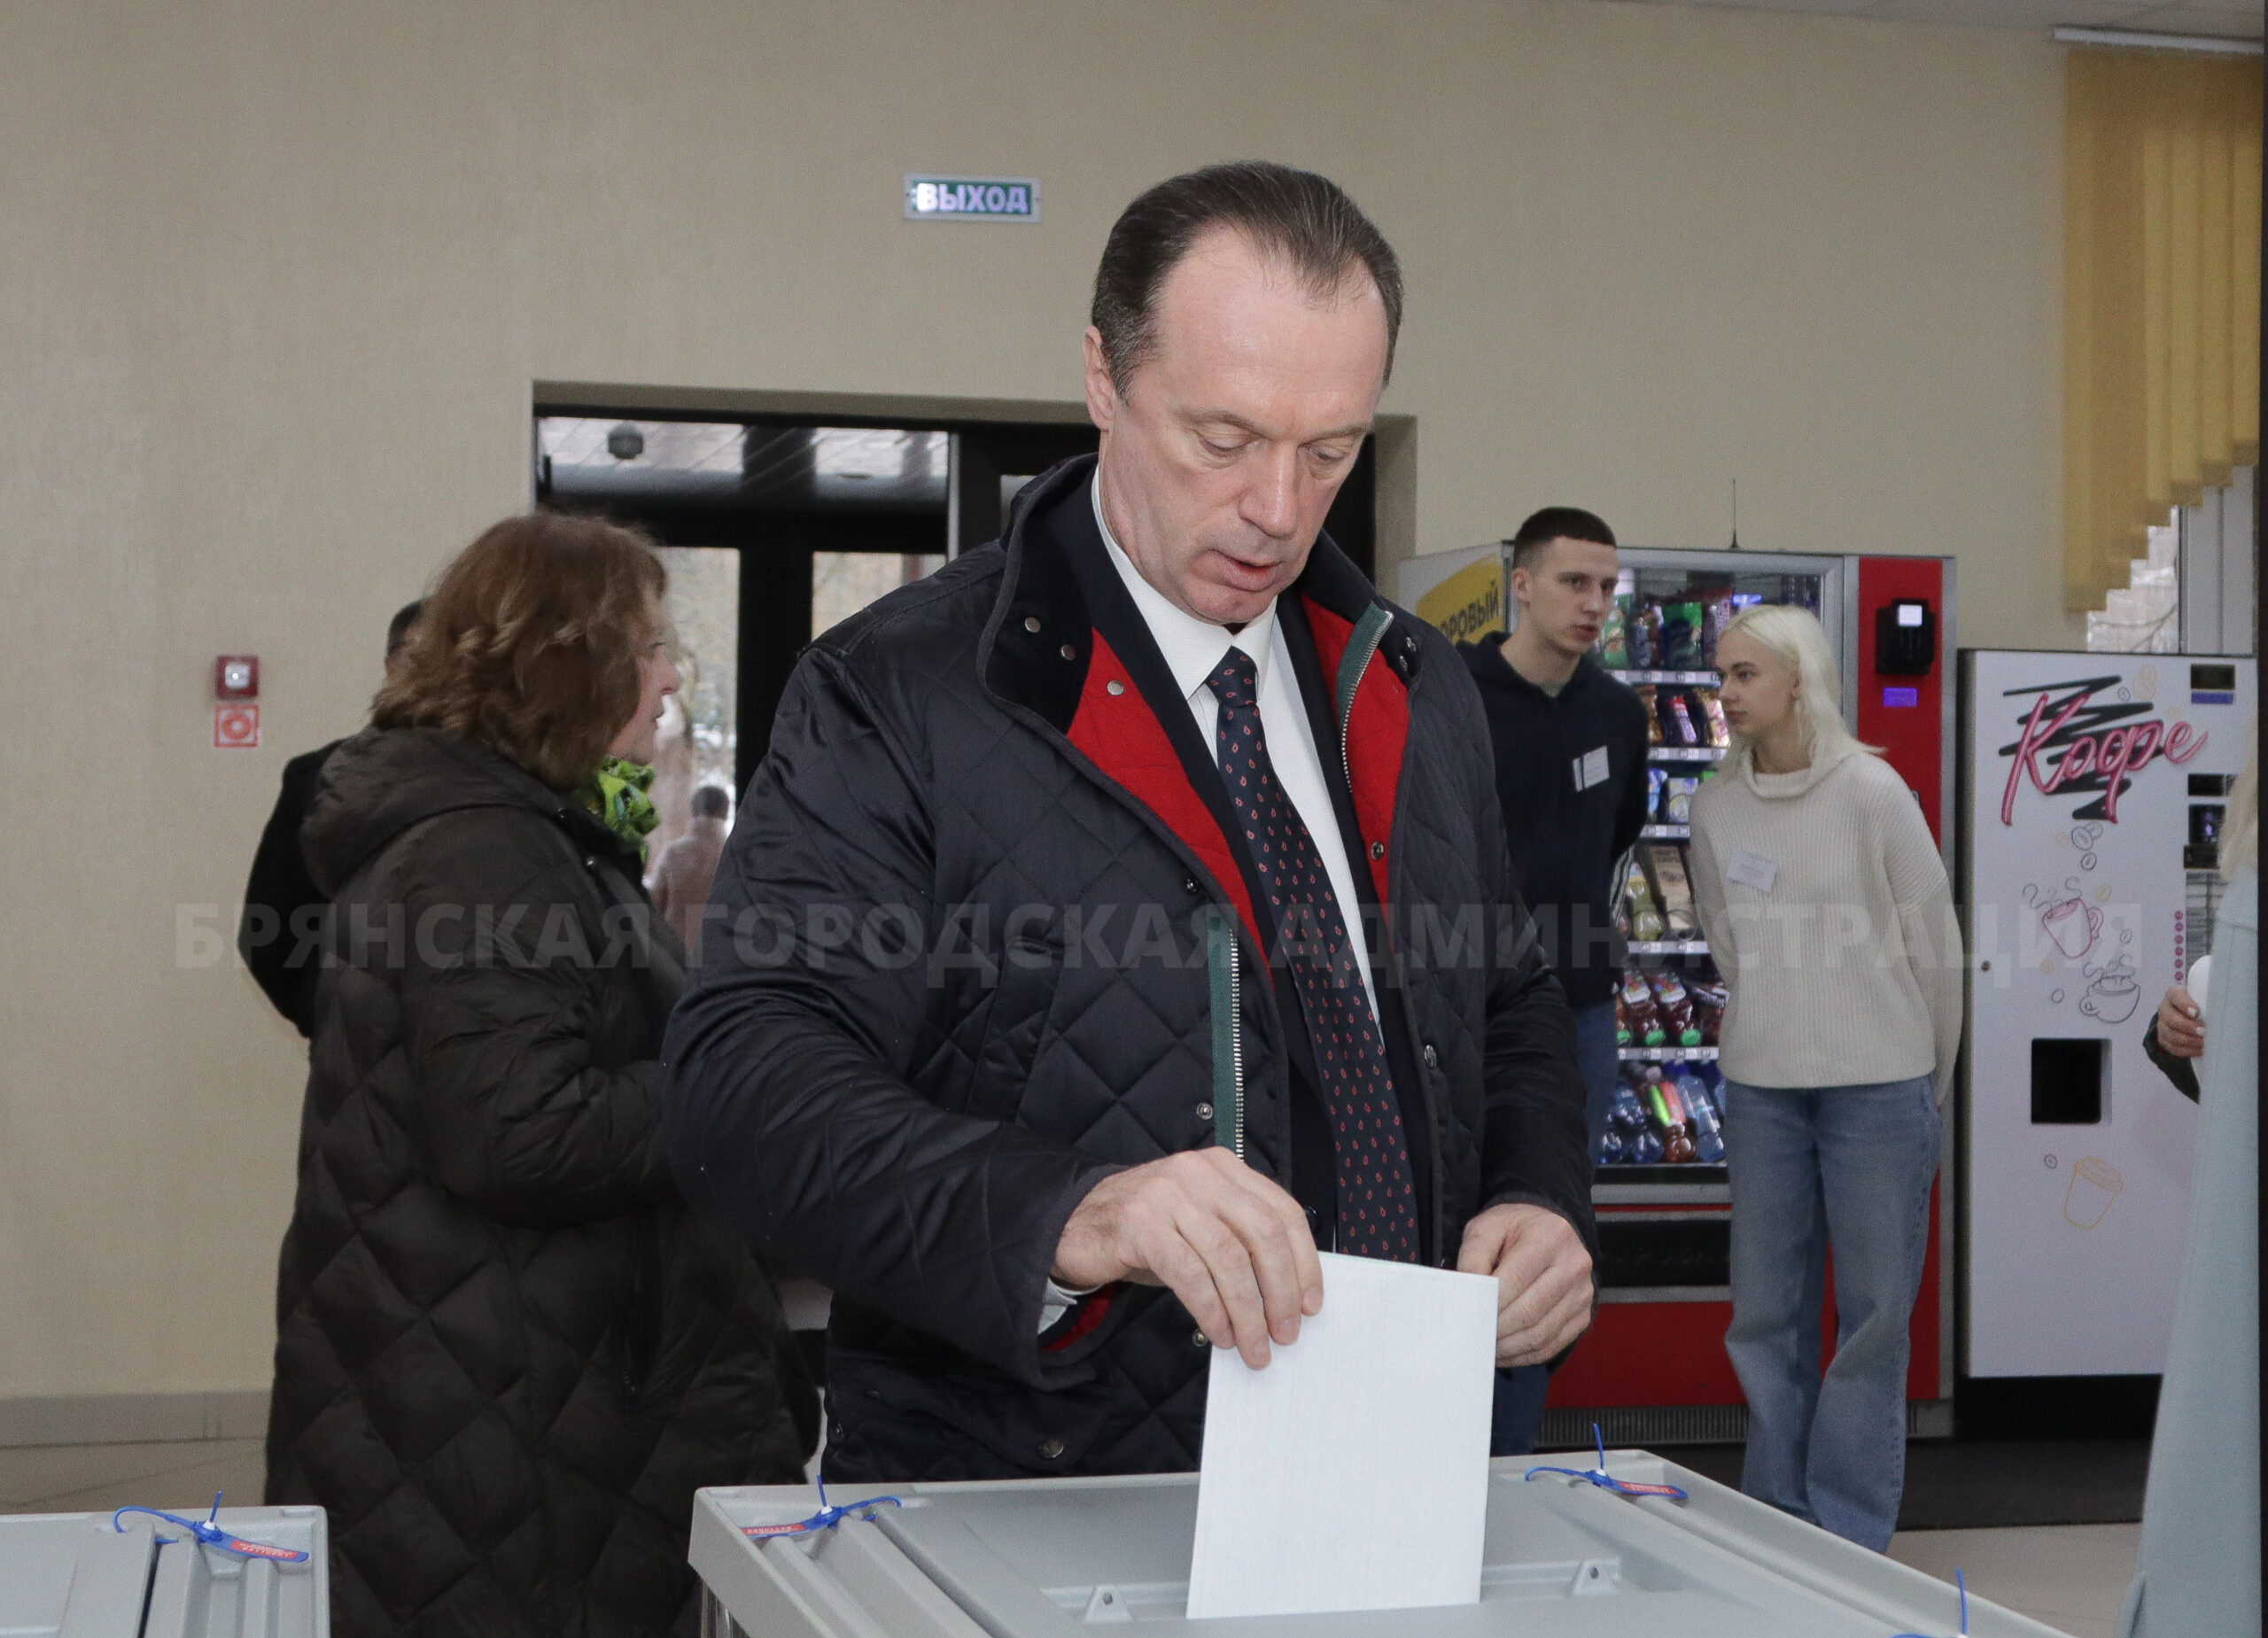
[1195,1101,1215,1121]
[1107,679,1124,695]
[1184,876,1199,895]
[1060,643,1077,662]
[1039,1438,1065,1460]
[1423,1044,1440,1069]
[1024,616,1042,633]
[1369,841,1385,859]
[582,856,598,871]
[1192,1328,1209,1348]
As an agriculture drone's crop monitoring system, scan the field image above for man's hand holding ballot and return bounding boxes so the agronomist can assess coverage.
[1051,1150,1324,1370]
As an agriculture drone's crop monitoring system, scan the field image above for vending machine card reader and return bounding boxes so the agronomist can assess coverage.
[1876,599,1938,677]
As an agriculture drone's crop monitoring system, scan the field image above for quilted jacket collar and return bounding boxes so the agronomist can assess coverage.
[980,453,1418,725]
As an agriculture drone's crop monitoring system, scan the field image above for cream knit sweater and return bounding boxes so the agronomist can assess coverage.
[1689,743,1962,1099]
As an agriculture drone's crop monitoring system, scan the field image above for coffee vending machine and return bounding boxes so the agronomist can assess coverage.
[1960,650,2254,1381]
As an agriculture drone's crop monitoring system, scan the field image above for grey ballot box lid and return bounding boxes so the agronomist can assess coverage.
[0,1506,327,1638]
[691,1455,2075,1637]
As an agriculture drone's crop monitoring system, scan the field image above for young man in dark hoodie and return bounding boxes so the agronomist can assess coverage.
[1462,506,1651,1452]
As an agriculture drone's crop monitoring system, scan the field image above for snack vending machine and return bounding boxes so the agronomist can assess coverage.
[1398,545,1956,1444]
[1960,651,2253,1382]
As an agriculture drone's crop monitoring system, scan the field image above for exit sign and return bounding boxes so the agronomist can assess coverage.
[905,175,1040,222]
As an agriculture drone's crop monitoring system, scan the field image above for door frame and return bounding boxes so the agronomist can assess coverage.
[532,384,1414,791]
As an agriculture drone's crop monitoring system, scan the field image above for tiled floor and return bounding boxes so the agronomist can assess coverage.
[0,1440,2142,1635]
[1666,1439,2150,1532]
[1890,1524,2140,1638]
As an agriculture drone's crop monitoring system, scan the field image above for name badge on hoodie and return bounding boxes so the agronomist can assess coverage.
[1572,745,1611,792]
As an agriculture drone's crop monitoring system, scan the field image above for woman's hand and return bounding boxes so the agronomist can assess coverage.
[2155,985,2205,1059]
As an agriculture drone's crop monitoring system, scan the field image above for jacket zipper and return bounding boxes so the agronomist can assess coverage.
[1336,608,1392,783]
[1228,931,1246,1161]
[1206,904,1247,1163]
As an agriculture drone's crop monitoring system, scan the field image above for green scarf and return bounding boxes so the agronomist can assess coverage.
[577,757,660,859]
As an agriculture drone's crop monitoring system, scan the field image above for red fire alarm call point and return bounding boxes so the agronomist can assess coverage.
[215,656,260,699]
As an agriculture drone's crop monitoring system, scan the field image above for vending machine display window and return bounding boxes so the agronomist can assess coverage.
[1595,557,1837,1183]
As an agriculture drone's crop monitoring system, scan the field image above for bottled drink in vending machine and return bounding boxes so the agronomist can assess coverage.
[1611,1069,1650,1136]
[1648,970,1702,1048]
[1611,1068,1650,1130]
[1674,1068,1725,1162]
[1619,970,1664,1046]
[1645,1072,1697,1164]
[1620,859,1666,943]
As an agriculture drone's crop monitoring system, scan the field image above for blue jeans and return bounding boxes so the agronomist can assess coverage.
[1571,999,1620,1164]
[1490,1000,1619,1456]
[1723,1075,1939,1551]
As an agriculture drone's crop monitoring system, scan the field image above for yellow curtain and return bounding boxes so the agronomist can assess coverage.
[2066,49,2262,610]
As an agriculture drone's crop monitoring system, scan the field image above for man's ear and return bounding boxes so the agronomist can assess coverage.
[1507,563,1531,611]
[1083,327,1120,434]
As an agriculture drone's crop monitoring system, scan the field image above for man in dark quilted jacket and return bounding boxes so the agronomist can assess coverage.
[664,162,1596,1483]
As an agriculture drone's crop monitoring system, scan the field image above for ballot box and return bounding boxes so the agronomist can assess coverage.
[0,1505,327,1638]
[691,1456,2068,1636]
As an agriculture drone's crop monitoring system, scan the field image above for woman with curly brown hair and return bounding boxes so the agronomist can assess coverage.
[264,511,816,1638]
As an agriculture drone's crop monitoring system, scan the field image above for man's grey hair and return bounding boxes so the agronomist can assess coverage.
[1090,161,1403,395]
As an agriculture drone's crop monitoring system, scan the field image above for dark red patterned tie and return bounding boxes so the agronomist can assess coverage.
[1210,648,1420,1261]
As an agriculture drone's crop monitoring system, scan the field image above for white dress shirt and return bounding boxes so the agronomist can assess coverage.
[1041,479,1385,1332]
[1090,480,1383,1022]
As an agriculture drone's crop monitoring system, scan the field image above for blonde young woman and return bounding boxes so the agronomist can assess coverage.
[1687,604,1961,1552]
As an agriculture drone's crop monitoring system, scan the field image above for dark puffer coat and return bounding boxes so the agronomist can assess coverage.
[265,726,816,1638]
[664,456,1593,1485]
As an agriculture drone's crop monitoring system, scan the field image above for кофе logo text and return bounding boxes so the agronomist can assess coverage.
[1999,675,2204,825]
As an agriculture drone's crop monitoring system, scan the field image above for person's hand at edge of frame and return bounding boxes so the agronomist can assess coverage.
[1458,1202,1595,1369]
[1051,1148,1323,1370]
[2156,983,2205,1059]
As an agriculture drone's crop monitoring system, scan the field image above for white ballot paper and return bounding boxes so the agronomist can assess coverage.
[1184,1252,1498,1619]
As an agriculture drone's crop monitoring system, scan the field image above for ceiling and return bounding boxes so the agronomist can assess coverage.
[1605,0,2259,38]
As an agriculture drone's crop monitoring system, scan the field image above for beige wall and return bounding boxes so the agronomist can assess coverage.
[0,0,2074,1401]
